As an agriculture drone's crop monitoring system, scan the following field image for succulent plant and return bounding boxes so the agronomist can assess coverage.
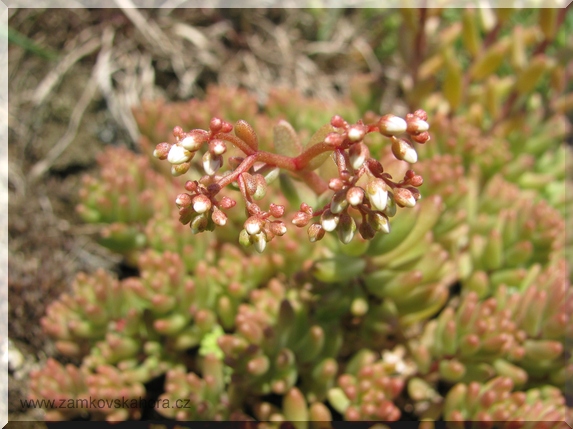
[29,8,572,425]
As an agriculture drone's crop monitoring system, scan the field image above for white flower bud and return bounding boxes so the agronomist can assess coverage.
[391,138,418,164]
[347,126,366,142]
[167,145,192,165]
[379,114,407,136]
[252,232,267,253]
[321,209,339,232]
[192,194,212,214]
[203,152,222,176]
[245,216,262,236]
[366,179,389,212]
[180,134,202,151]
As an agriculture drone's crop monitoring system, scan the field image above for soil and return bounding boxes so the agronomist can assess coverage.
[7,8,391,424]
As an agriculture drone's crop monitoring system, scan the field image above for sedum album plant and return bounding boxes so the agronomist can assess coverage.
[29,8,572,426]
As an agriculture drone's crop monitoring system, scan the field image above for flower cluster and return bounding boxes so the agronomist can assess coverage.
[152,109,431,251]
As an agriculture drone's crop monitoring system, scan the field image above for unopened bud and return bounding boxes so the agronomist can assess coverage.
[378,114,408,136]
[325,133,343,147]
[348,142,369,170]
[171,162,191,176]
[252,174,267,200]
[244,216,263,236]
[308,223,325,242]
[191,213,209,234]
[219,197,236,210]
[411,131,430,144]
[393,188,416,208]
[269,221,287,236]
[369,212,390,234]
[209,139,227,155]
[347,125,366,142]
[391,137,418,163]
[269,204,285,218]
[337,213,356,244]
[168,145,192,165]
[252,232,267,253]
[292,211,313,227]
[406,114,430,134]
[175,193,192,209]
[330,190,349,214]
[328,178,345,191]
[330,115,347,128]
[346,187,364,206]
[180,134,203,151]
[359,221,376,240]
[413,109,428,121]
[239,229,252,248]
[153,142,171,160]
[211,208,227,226]
[192,194,212,214]
[321,209,340,232]
[203,152,222,176]
[209,117,223,133]
[366,178,389,212]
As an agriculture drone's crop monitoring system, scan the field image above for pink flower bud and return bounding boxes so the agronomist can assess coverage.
[175,193,192,208]
[411,131,430,144]
[269,221,287,236]
[219,197,236,209]
[209,117,223,133]
[346,187,365,206]
[325,133,343,147]
[153,142,171,160]
[406,114,429,134]
[269,204,285,218]
[220,121,233,133]
[393,187,416,208]
[211,208,227,226]
[329,178,345,191]
[292,211,313,227]
[413,109,428,121]
[209,139,227,155]
[330,115,347,128]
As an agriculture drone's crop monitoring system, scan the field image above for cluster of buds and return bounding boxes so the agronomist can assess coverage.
[152,108,430,251]
[444,376,573,426]
[327,349,405,421]
[239,203,287,253]
[292,110,429,245]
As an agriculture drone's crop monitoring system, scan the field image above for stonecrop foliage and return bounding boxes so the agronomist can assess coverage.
[31,8,572,426]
